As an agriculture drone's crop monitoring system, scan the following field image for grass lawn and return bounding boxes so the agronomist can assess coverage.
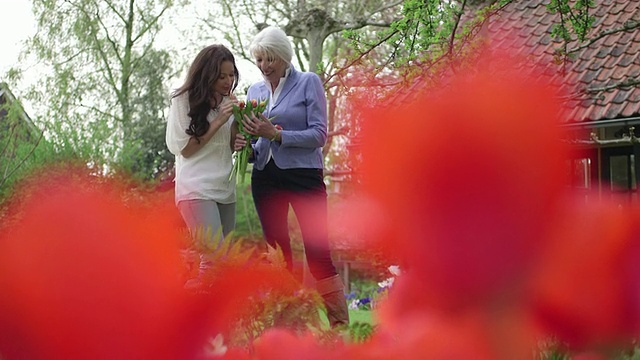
[318,308,375,328]
[349,309,375,325]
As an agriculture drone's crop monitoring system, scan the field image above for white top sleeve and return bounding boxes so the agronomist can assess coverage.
[166,93,192,155]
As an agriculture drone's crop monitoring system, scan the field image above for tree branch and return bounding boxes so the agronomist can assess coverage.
[222,0,248,60]
[448,0,466,57]
[102,0,126,23]
[342,20,398,30]
[567,20,640,55]
[323,29,399,86]
[586,77,640,94]
[132,3,169,43]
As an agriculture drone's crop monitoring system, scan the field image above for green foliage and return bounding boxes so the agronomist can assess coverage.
[181,227,379,350]
[617,344,640,360]
[347,279,379,311]
[342,0,487,70]
[546,0,597,68]
[547,0,595,42]
[183,230,325,350]
[117,48,176,181]
[388,0,458,59]
[346,321,376,343]
[234,180,262,238]
[195,228,253,260]
[347,309,374,325]
[0,96,85,204]
[535,337,571,360]
[229,288,325,350]
[535,338,640,359]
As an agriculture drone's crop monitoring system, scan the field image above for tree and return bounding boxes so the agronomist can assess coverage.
[7,0,183,181]
[199,0,401,75]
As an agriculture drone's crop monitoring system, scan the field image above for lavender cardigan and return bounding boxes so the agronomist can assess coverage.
[246,66,327,171]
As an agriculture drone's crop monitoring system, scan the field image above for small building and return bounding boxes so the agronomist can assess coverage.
[486,0,640,204]
[0,82,44,201]
[0,82,39,139]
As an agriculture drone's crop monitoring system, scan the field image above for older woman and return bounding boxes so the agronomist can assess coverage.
[235,26,349,327]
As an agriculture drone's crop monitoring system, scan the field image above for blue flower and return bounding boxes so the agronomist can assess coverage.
[358,297,371,306]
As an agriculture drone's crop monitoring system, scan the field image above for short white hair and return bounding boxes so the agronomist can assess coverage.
[249,26,293,64]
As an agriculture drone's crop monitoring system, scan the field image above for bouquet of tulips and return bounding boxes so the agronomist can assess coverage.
[229,98,268,184]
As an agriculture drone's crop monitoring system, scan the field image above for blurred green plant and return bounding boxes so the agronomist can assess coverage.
[536,336,571,360]
[234,179,262,238]
[618,344,640,360]
[346,321,376,343]
[181,229,326,349]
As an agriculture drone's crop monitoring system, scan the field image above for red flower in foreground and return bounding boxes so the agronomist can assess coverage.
[528,200,640,351]
[0,170,212,359]
[355,51,569,313]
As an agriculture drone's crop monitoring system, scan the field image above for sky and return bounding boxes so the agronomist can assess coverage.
[0,0,35,75]
[0,1,263,94]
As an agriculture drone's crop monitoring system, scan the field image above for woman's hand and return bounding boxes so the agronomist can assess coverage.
[242,113,278,140]
[233,132,247,151]
[213,96,238,125]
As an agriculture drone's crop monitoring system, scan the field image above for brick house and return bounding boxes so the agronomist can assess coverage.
[375,0,639,202]
[485,0,640,204]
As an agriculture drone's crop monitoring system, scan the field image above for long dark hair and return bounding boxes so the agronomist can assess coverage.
[172,45,239,138]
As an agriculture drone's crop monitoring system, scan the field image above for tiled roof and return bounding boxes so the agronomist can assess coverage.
[0,82,39,134]
[487,0,640,123]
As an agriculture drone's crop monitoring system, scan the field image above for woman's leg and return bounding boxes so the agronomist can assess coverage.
[177,199,225,246]
[252,160,293,271]
[177,199,226,285]
[286,168,337,280]
[217,202,236,238]
[285,168,349,327]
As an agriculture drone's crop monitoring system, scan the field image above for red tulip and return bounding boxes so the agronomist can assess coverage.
[0,170,213,359]
[354,51,569,312]
[528,198,640,351]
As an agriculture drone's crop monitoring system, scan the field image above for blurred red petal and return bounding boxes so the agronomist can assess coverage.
[529,198,640,350]
[355,50,570,311]
[0,172,210,359]
[252,328,333,360]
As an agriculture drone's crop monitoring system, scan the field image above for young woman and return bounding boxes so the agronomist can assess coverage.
[166,44,240,245]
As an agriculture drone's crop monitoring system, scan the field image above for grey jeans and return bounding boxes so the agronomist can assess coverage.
[178,199,236,247]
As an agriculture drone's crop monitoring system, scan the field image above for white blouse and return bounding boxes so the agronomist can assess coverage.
[165,92,235,205]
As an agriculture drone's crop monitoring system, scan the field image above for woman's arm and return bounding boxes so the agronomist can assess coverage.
[180,98,237,158]
[279,73,327,148]
[180,117,225,158]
